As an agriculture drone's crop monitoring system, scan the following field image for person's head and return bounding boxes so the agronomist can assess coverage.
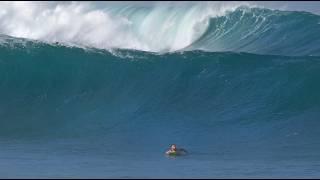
[170,144,177,151]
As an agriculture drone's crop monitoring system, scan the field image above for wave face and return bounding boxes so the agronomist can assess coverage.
[188,7,320,56]
[0,40,320,151]
[0,2,319,55]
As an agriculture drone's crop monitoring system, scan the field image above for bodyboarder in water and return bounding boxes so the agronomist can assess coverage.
[165,144,188,156]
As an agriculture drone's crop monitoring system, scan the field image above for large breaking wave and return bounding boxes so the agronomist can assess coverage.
[0,3,319,153]
[0,2,319,55]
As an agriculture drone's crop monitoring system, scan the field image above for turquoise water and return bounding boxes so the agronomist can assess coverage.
[0,6,320,178]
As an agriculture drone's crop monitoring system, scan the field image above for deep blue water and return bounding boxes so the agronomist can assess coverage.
[1,136,320,178]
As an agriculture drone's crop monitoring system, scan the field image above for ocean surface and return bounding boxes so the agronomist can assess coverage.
[0,4,320,178]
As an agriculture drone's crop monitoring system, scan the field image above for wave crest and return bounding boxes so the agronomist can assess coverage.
[0,2,319,55]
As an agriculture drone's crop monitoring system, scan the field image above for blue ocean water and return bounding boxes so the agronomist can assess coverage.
[0,5,320,178]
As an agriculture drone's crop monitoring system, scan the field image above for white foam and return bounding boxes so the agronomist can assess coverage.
[0,1,247,52]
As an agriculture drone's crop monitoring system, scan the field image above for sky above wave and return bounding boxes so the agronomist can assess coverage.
[92,1,320,14]
[13,1,320,15]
